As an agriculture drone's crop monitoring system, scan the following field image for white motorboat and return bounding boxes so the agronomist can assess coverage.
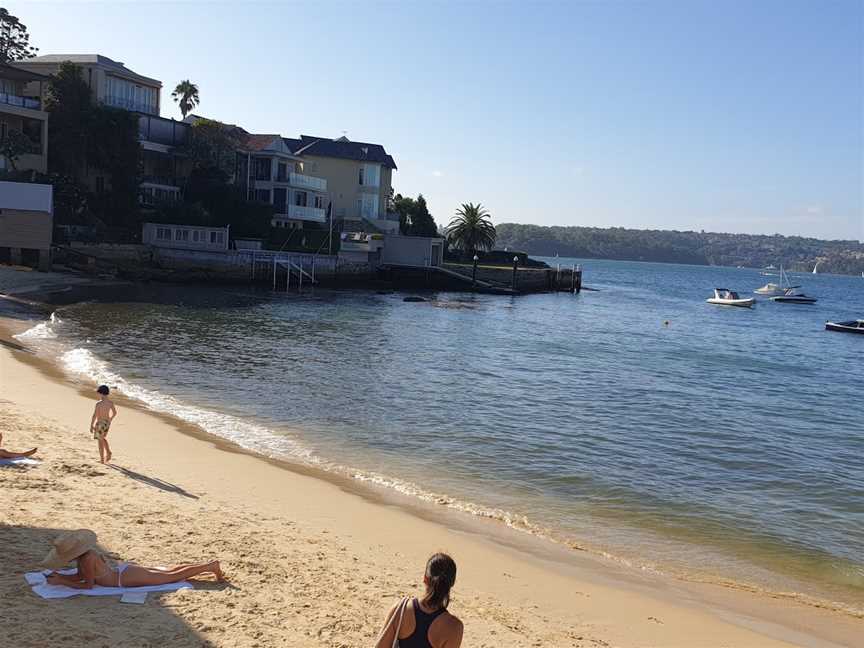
[770,288,817,304]
[707,288,755,308]
[825,319,864,334]
[755,265,798,296]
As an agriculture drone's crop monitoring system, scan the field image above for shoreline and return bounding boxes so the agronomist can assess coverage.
[1,294,863,645]
[8,299,863,620]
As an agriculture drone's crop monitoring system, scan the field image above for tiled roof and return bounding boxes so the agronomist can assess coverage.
[244,134,281,152]
[284,135,397,169]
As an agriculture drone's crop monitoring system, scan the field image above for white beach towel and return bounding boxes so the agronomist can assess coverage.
[0,457,39,466]
[25,569,192,599]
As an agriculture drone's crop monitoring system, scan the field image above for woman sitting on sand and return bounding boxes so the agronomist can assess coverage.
[0,432,37,459]
[42,529,223,589]
[375,553,463,648]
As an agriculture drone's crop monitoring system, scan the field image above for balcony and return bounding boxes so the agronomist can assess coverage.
[0,92,41,111]
[105,95,158,115]
[138,114,187,146]
[287,204,327,223]
[139,179,181,206]
[289,172,326,192]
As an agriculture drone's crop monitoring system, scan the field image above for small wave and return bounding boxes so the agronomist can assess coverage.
[60,346,316,463]
[14,312,62,341]
[58,346,551,538]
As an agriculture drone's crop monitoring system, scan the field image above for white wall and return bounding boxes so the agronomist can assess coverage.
[381,235,444,267]
[0,181,53,212]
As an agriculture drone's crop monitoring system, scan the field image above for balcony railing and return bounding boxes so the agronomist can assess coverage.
[139,184,181,206]
[289,172,327,192]
[141,175,180,188]
[0,92,41,111]
[287,204,327,223]
[105,95,158,115]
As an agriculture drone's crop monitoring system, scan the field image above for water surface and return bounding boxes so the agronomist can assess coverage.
[16,259,864,611]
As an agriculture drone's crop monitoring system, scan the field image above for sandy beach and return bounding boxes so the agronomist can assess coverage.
[1,273,862,647]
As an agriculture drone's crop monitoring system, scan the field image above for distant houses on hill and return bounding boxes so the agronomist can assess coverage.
[1,53,443,271]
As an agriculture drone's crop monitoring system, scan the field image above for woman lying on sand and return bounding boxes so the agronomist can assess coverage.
[375,553,463,648]
[42,529,223,589]
[0,432,37,459]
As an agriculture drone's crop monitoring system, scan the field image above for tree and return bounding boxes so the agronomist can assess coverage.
[446,203,496,255]
[44,61,92,176]
[183,118,247,176]
[0,128,35,170]
[44,61,140,228]
[171,80,199,119]
[391,192,438,237]
[409,194,437,237]
[0,7,38,63]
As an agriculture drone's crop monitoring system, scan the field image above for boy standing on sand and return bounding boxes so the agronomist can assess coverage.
[91,385,117,464]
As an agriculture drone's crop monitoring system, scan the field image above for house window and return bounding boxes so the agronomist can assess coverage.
[175,229,189,241]
[254,189,270,203]
[295,191,307,207]
[273,187,287,212]
[156,227,171,240]
[210,231,225,245]
[105,75,158,114]
[192,230,201,243]
[359,193,379,219]
[277,162,287,182]
[359,164,379,187]
[253,157,271,181]
[314,195,325,209]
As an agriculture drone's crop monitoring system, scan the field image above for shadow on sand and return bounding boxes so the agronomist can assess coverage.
[107,465,199,500]
[0,523,219,646]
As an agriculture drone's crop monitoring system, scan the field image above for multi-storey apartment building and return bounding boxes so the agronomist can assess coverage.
[14,54,187,205]
[284,135,398,234]
[0,63,49,174]
[235,135,329,230]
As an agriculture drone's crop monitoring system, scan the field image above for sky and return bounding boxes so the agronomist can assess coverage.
[8,0,863,241]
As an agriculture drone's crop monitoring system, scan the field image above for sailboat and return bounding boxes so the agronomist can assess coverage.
[812,261,822,274]
[755,265,797,296]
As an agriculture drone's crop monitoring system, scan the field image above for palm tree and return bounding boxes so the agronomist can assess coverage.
[446,203,496,256]
[172,80,199,119]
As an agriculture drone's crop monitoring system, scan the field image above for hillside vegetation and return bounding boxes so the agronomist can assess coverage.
[495,224,864,275]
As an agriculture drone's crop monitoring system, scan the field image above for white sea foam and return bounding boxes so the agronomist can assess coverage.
[14,312,62,341]
[31,326,552,542]
[60,346,316,463]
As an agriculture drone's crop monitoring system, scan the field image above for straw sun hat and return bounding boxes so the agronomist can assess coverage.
[42,529,98,569]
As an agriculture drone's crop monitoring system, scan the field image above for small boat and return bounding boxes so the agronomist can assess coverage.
[826,319,864,334]
[755,265,798,296]
[770,288,817,304]
[707,288,755,308]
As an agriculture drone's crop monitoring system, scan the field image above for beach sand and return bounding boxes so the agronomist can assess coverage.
[1,296,862,647]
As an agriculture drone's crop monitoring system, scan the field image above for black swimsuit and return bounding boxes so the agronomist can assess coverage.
[399,598,446,648]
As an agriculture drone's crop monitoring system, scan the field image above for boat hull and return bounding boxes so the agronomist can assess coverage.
[706,298,755,308]
[770,296,817,304]
[825,322,864,334]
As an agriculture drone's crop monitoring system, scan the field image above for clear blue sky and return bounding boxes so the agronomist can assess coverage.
[8,0,863,240]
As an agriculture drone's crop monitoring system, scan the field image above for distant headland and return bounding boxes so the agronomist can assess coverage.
[495,223,864,275]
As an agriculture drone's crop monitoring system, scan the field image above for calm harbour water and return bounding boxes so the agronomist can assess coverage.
[16,259,864,611]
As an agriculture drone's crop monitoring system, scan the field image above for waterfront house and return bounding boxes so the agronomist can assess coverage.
[0,63,49,174]
[284,135,399,235]
[14,54,188,206]
[234,134,329,230]
[141,222,228,252]
[0,180,53,270]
